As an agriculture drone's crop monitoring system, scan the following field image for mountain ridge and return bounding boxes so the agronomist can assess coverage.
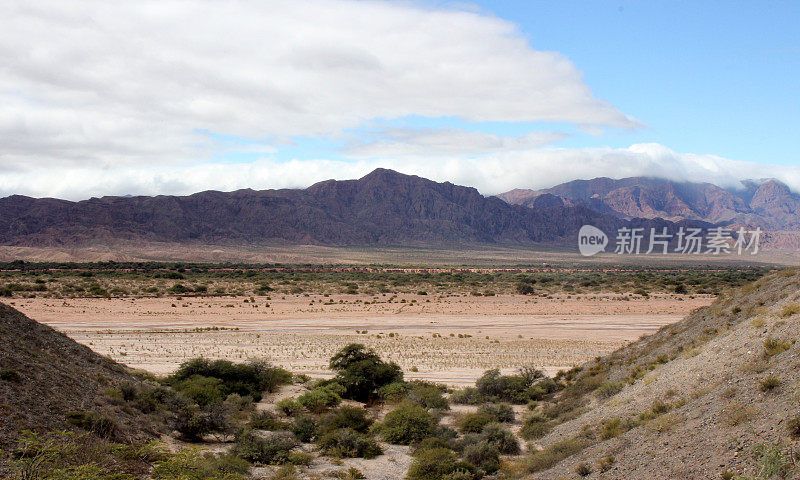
[497,176,800,231]
[0,169,699,249]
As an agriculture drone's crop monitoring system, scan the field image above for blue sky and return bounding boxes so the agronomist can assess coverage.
[2,0,800,199]
[472,0,800,165]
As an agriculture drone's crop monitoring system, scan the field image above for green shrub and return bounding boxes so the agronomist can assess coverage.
[595,381,625,400]
[151,449,249,480]
[378,403,437,445]
[458,412,493,434]
[449,387,482,405]
[463,441,500,475]
[250,410,289,431]
[276,398,303,417]
[407,383,449,410]
[318,405,373,435]
[65,411,118,438]
[329,344,403,402]
[480,422,519,455]
[378,381,409,403]
[173,402,234,440]
[477,403,515,423]
[406,448,459,480]
[520,413,551,440]
[412,437,453,456]
[525,437,592,473]
[318,428,383,459]
[233,430,299,464]
[287,450,314,466]
[167,358,291,402]
[173,375,225,406]
[298,387,341,414]
[291,414,318,443]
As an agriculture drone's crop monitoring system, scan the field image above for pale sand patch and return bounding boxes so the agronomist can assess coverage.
[10,293,712,385]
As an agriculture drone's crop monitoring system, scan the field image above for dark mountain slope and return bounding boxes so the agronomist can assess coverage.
[0,169,683,248]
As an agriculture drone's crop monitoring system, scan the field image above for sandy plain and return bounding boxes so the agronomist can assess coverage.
[10,292,713,385]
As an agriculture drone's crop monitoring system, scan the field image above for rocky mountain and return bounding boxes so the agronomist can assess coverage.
[498,177,800,231]
[0,169,689,249]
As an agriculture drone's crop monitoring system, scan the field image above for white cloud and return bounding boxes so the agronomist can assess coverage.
[0,0,638,172]
[345,128,568,157]
[2,144,799,200]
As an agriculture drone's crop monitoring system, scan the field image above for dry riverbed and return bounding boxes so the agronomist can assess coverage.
[10,292,712,385]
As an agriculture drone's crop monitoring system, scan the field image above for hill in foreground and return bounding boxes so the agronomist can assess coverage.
[0,303,168,448]
[517,268,800,479]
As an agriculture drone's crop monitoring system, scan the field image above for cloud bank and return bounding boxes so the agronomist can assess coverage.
[0,0,637,173]
[2,144,798,200]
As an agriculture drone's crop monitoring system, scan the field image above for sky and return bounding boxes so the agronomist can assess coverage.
[1,0,799,200]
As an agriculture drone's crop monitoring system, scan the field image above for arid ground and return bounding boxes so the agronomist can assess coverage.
[10,293,712,385]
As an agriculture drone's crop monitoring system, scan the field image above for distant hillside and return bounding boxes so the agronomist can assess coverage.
[0,303,166,447]
[498,177,800,231]
[0,169,693,249]
[519,269,800,479]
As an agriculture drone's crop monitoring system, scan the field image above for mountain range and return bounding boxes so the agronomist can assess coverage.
[497,176,800,231]
[1,168,796,251]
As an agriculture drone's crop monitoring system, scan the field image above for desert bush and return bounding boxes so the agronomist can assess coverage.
[336,467,367,480]
[407,383,449,411]
[291,414,318,442]
[172,375,225,406]
[297,387,341,414]
[763,337,793,357]
[151,449,249,480]
[378,403,437,445]
[595,381,625,400]
[781,303,800,318]
[520,413,551,440]
[268,465,299,480]
[720,401,758,427]
[286,450,313,466]
[525,437,591,473]
[318,428,382,458]
[477,403,515,423]
[412,437,453,456]
[233,430,299,464]
[463,441,500,475]
[759,376,781,392]
[378,381,409,403]
[599,416,636,439]
[406,448,460,480]
[250,410,289,431]
[458,411,494,434]
[480,422,520,454]
[318,405,373,435]
[475,368,539,403]
[449,387,482,405]
[597,456,615,472]
[65,411,118,439]
[9,430,138,480]
[167,358,291,402]
[276,398,303,417]
[752,443,794,479]
[329,344,403,402]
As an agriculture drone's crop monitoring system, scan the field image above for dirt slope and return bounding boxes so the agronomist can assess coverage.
[524,269,800,479]
[0,303,165,447]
